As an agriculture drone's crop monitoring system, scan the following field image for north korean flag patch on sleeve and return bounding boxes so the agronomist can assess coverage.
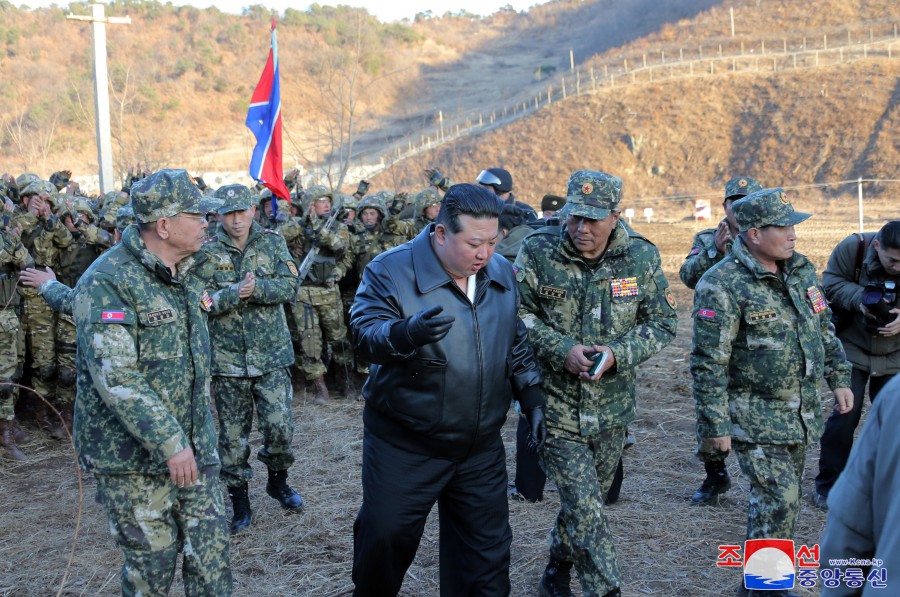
[696,308,716,320]
[101,310,126,321]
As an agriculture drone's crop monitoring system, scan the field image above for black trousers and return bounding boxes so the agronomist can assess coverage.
[815,367,894,496]
[352,429,512,597]
[514,415,547,501]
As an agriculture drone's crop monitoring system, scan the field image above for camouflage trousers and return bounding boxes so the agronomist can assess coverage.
[542,426,625,597]
[54,313,77,406]
[94,466,232,597]
[213,368,296,488]
[0,309,21,420]
[22,291,57,402]
[292,285,352,380]
[734,443,806,540]
[696,428,729,463]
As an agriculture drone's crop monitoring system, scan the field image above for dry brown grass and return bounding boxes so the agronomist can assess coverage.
[3,206,887,596]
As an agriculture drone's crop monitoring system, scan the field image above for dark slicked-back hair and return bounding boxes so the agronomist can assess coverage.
[879,220,900,250]
[436,183,504,234]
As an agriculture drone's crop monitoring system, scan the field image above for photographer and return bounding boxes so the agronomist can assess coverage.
[814,220,900,509]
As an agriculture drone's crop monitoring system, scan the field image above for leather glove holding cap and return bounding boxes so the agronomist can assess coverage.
[390,305,455,352]
[522,404,546,454]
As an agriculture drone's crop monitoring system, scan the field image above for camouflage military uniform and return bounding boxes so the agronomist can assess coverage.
[0,226,31,422]
[52,199,113,408]
[691,189,851,543]
[15,183,73,414]
[515,171,677,596]
[294,212,353,382]
[383,188,441,240]
[72,170,231,595]
[679,177,761,492]
[199,218,299,487]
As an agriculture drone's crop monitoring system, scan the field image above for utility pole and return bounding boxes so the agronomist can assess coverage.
[67,4,130,194]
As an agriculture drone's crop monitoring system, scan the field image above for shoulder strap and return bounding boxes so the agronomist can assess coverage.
[852,232,872,283]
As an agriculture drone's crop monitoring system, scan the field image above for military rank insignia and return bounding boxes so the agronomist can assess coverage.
[200,290,213,312]
[696,308,716,320]
[611,277,639,298]
[807,286,827,314]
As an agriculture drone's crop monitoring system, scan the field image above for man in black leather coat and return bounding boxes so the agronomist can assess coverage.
[349,183,545,596]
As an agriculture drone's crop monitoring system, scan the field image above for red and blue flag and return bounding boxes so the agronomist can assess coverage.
[246,19,291,205]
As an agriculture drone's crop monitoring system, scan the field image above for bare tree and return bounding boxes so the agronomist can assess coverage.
[3,104,60,174]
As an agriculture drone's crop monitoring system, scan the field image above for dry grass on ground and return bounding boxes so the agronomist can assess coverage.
[0,208,889,596]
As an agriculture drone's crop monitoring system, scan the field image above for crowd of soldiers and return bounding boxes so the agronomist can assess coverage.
[1,163,897,597]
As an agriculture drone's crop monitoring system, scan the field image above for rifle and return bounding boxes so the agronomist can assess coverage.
[295,194,344,293]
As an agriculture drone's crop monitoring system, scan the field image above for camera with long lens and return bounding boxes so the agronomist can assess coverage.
[861,280,898,329]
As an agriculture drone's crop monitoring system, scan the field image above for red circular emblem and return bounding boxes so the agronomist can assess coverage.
[582,183,594,195]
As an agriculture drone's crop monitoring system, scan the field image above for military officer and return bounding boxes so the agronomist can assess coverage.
[679,176,762,503]
[72,169,231,595]
[199,184,304,533]
[515,170,677,597]
[691,188,852,597]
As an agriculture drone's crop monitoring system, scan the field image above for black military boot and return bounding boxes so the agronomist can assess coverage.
[266,469,305,510]
[692,460,731,503]
[227,484,252,534]
[538,559,575,597]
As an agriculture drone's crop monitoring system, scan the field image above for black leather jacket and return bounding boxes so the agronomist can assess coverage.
[350,224,543,461]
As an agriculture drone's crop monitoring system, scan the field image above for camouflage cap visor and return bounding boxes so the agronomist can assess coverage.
[733,189,812,231]
[558,197,612,220]
[724,177,763,201]
[131,169,202,223]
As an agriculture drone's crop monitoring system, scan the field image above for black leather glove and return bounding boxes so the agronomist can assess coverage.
[388,194,407,216]
[425,168,446,188]
[390,305,455,352]
[355,179,370,197]
[522,405,546,454]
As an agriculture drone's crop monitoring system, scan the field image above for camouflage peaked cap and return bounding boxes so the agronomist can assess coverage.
[415,188,441,214]
[357,195,387,219]
[115,203,135,232]
[130,169,202,224]
[732,188,811,232]
[199,194,225,215]
[214,184,254,214]
[559,170,623,220]
[724,176,763,201]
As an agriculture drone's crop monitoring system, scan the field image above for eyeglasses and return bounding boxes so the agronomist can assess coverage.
[170,213,205,221]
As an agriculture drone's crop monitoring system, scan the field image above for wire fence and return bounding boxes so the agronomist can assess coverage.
[350,21,898,180]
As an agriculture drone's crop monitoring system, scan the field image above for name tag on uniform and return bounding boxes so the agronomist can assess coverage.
[216,264,235,272]
[539,285,568,300]
[611,277,639,298]
[807,286,827,314]
[748,309,778,324]
[146,308,175,325]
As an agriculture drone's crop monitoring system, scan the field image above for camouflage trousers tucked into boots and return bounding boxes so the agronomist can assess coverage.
[542,426,625,597]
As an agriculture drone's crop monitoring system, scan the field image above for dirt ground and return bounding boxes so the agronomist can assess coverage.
[0,206,890,596]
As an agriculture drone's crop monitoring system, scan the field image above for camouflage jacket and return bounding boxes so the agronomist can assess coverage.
[0,228,32,307]
[198,221,298,377]
[383,215,429,242]
[56,223,112,287]
[39,279,74,315]
[823,232,900,375]
[515,223,678,436]
[296,214,351,286]
[343,225,408,280]
[16,211,73,301]
[72,225,219,474]
[691,236,852,446]
[678,227,733,289]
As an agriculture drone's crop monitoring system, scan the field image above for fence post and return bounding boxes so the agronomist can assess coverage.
[576,71,580,94]
[547,86,552,104]
[824,34,827,50]
[848,29,852,45]
[762,40,765,54]
[643,54,647,67]
[624,58,628,72]
[783,39,787,53]
[562,78,566,99]
[858,177,864,233]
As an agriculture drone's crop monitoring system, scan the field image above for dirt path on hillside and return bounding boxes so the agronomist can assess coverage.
[347,0,721,163]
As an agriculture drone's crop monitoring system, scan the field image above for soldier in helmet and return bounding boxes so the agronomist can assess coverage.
[384,188,442,241]
[13,179,73,438]
[679,176,763,504]
[0,211,33,460]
